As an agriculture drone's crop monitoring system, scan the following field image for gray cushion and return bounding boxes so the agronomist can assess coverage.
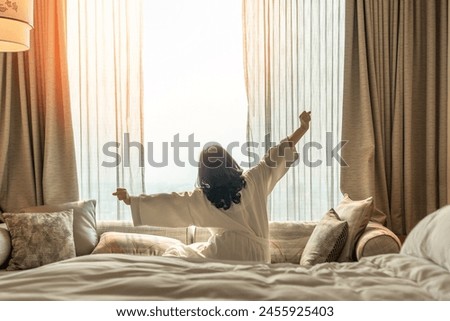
[21,200,98,256]
[300,209,348,266]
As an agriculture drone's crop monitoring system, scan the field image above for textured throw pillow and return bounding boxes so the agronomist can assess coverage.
[3,210,76,270]
[336,194,373,262]
[92,232,184,256]
[21,200,98,256]
[300,209,348,266]
[0,224,11,268]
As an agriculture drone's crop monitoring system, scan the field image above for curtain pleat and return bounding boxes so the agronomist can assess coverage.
[0,0,78,215]
[341,0,448,234]
[243,0,346,221]
[448,2,450,206]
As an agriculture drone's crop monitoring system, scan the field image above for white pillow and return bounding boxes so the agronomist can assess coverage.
[401,205,450,272]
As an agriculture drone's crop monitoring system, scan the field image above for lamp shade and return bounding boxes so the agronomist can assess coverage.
[0,0,34,52]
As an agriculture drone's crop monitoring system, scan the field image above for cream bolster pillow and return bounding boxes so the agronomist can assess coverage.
[0,224,11,268]
[96,220,189,244]
[92,231,184,256]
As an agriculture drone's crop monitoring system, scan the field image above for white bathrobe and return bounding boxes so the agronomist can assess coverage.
[130,140,298,263]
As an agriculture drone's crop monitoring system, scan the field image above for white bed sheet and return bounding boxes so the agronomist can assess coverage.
[0,253,449,300]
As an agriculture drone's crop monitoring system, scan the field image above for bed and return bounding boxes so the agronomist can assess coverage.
[0,205,449,300]
[0,253,449,300]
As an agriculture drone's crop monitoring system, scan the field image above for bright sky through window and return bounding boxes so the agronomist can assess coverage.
[142,0,248,193]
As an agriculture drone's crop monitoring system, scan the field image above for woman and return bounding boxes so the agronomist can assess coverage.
[113,111,311,262]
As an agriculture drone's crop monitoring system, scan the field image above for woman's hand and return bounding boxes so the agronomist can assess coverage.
[287,111,312,146]
[112,188,131,205]
[299,111,312,129]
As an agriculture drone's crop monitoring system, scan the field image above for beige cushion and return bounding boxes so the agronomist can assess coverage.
[21,200,98,256]
[300,209,348,266]
[336,194,373,262]
[0,224,11,268]
[3,210,76,270]
[92,231,184,256]
[401,205,450,272]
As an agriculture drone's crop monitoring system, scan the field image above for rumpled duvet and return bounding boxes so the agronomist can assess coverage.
[0,253,449,300]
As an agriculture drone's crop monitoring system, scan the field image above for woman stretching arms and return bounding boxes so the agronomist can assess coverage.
[113,111,311,262]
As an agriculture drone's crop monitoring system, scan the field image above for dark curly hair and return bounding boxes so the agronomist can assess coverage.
[197,144,246,210]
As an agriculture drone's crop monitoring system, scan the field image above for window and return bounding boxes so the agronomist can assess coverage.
[142,0,248,194]
[67,0,247,220]
[67,0,344,221]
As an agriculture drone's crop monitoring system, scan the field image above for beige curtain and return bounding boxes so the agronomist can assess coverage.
[243,0,346,221]
[0,0,78,215]
[67,0,144,220]
[341,0,448,234]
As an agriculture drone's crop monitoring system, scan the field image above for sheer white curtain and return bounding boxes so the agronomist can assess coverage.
[243,0,346,221]
[67,0,247,220]
[67,0,344,221]
[67,0,145,220]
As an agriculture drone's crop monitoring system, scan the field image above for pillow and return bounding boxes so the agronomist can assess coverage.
[300,209,348,266]
[0,224,11,268]
[21,200,98,256]
[2,210,76,271]
[335,194,373,262]
[401,205,450,272]
[92,232,184,256]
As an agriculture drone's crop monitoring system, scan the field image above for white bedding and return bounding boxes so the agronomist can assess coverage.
[0,253,449,300]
